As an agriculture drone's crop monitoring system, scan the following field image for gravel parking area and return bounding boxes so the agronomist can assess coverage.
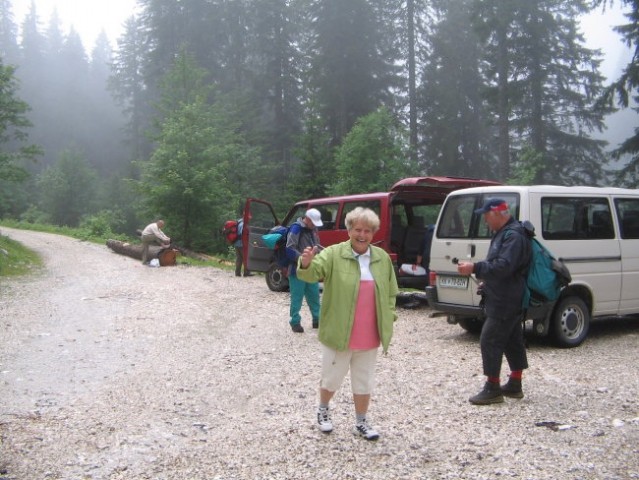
[1,227,638,480]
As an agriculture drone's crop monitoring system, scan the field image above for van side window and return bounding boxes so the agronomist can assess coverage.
[615,198,639,239]
[314,203,339,230]
[339,201,381,229]
[475,195,519,238]
[286,205,308,227]
[541,197,614,240]
[286,204,338,230]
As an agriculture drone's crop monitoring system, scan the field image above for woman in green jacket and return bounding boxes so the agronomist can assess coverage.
[297,207,399,441]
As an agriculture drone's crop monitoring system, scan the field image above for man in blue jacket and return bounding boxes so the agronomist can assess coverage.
[286,208,323,333]
[457,198,532,405]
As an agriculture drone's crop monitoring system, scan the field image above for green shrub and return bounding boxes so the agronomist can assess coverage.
[80,210,124,238]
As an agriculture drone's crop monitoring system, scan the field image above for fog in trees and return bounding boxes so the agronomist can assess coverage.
[0,0,637,254]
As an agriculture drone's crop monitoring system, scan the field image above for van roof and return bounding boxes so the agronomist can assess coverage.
[445,184,639,196]
[294,192,390,206]
[391,176,501,189]
[292,176,501,206]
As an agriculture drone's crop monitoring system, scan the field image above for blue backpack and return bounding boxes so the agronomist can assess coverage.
[516,221,572,309]
[262,225,291,268]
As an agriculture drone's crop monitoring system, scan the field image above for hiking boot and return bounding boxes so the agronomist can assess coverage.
[291,324,304,333]
[469,382,504,405]
[317,407,333,433]
[354,420,379,441]
[501,378,524,399]
[312,318,319,329]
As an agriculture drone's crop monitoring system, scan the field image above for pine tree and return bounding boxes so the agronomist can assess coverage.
[138,51,259,250]
[0,60,40,184]
[474,0,609,184]
[36,149,98,226]
[245,0,303,174]
[419,0,494,177]
[331,108,411,195]
[594,0,639,187]
[0,0,20,65]
[307,0,397,145]
[109,15,153,166]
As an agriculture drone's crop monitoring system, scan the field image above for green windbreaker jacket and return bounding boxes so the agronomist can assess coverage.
[296,241,399,353]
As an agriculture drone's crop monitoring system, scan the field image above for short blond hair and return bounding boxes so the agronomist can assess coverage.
[345,207,380,233]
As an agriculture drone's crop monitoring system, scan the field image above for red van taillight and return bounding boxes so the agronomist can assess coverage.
[429,270,437,286]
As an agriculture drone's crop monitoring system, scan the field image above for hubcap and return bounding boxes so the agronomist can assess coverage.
[560,306,583,339]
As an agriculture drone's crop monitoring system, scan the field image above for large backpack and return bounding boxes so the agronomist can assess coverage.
[517,221,572,309]
[222,220,239,244]
[262,225,291,267]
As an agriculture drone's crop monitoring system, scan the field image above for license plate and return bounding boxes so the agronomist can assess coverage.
[439,275,469,289]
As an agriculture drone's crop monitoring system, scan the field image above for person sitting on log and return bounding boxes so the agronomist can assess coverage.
[141,219,171,265]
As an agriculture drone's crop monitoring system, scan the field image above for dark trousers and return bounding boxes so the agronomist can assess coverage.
[479,313,528,378]
[234,246,250,276]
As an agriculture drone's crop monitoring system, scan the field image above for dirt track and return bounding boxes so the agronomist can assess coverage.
[0,227,638,480]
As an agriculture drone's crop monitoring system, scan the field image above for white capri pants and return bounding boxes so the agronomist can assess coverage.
[320,344,379,395]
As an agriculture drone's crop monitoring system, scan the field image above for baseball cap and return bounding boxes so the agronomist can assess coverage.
[474,198,509,214]
[305,208,323,227]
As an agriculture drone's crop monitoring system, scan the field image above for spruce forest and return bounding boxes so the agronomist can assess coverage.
[0,0,637,253]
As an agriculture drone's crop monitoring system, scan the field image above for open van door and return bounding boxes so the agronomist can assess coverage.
[243,198,280,273]
[243,198,290,292]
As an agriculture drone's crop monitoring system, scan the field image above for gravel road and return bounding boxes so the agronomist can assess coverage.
[0,227,638,480]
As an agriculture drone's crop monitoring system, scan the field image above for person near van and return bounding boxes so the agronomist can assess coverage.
[456,198,532,405]
[412,224,435,275]
[297,207,399,440]
[141,219,171,265]
[286,208,323,333]
[233,218,252,277]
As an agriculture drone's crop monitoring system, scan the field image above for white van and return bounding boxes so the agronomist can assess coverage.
[425,185,639,347]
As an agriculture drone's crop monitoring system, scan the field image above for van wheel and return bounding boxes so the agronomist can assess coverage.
[551,296,590,348]
[266,263,289,292]
[458,317,484,334]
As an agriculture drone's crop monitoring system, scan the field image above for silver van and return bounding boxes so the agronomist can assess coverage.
[425,185,639,347]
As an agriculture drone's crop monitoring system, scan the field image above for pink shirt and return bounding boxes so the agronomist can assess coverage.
[349,280,380,349]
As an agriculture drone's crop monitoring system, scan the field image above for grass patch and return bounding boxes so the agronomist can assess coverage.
[0,234,43,277]
[0,219,135,244]
[0,220,239,273]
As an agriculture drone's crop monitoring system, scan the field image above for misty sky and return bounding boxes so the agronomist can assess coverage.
[12,0,137,48]
[12,1,631,72]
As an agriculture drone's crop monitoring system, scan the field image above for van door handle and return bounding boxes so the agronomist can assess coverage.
[470,244,476,258]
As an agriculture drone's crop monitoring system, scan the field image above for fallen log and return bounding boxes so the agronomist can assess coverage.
[106,239,179,266]
[106,239,146,261]
[106,239,211,264]
[133,231,213,262]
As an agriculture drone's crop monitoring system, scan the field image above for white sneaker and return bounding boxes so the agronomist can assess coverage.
[317,407,333,433]
[354,420,379,441]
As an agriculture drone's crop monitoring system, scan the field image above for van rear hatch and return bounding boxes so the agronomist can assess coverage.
[390,176,501,197]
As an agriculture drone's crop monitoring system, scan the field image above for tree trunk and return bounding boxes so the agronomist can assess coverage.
[106,239,152,261]
[106,239,212,263]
